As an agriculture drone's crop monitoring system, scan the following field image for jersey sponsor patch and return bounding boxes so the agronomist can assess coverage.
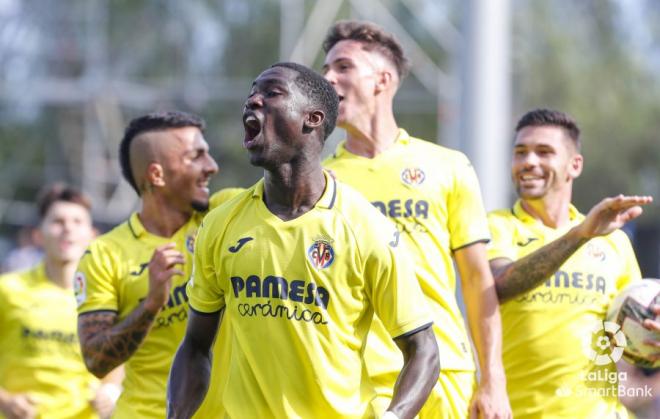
[73,271,86,306]
[401,167,425,186]
[307,239,334,269]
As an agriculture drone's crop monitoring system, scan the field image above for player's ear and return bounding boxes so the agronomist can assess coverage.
[374,69,393,95]
[304,110,325,131]
[145,162,165,188]
[568,153,583,179]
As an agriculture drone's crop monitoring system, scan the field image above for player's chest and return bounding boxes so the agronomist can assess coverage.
[118,243,194,305]
[514,229,624,299]
[219,222,364,309]
[338,162,447,218]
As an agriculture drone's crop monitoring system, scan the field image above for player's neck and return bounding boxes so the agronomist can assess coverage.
[263,165,326,221]
[521,192,573,228]
[44,256,76,289]
[343,108,399,158]
[139,196,192,237]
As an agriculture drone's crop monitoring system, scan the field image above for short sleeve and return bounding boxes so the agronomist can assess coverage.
[486,211,517,262]
[76,241,119,314]
[187,214,226,314]
[612,230,642,291]
[364,218,432,339]
[447,155,490,250]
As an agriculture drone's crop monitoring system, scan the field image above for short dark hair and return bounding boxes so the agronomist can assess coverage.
[323,20,410,80]
[515,108,581,150]
[119,111,206,195]
[36,183,91,220]
[270,62,339,142]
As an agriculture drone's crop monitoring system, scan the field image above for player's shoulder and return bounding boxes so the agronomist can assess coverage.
[334,181,395,234]
[406,134,469,161]
[0,265,39,294]
[209,187,247,210]
[605,228,634,249]
[204,185,255,228]
[487,207,520,230]
[85,218,138,259]
[93,220,129,245]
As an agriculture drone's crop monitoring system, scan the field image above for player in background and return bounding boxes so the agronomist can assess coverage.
[0,184,122,419]
[322,20,510,419]
[167,62,439,419]
[76,111,241,418]
[486,108,656,418]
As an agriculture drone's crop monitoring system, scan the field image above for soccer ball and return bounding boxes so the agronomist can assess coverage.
[606,279,660,369]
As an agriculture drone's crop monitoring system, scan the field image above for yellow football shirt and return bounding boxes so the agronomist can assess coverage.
[188,173,432,418]
[75,188,242,419]
[0,264,98,419]
[487,200,640,419]
[324,129,488,393]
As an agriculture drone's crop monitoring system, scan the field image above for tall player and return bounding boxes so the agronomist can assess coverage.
[76,111,241,418]
[487,108,655,417]
[167,62,439,419]
[0,185,120,419]
[322,20,510,418]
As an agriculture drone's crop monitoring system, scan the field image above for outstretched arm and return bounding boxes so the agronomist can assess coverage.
[78,243,185,377]
[456,243,511,419]
[385,326,439,419]
[167,309,221,419]
[491,195,652,302]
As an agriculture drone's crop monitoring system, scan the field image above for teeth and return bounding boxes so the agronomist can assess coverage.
[245,115,257,123]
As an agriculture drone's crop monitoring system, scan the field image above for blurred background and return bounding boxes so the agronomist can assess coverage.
[0,0,658,416]
[1,0,659,273]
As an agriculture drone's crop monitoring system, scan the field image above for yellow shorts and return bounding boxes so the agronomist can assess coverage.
[419,370,476,419]
[370,370,475,419]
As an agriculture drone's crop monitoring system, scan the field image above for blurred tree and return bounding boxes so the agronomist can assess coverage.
[512,0,660,224]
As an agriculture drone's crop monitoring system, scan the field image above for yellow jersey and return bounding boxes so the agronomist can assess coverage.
[324,129,488,389]
[0,264,98,419]
[188,173,432,418]
[487,200,640,419]
[75,188,243,419]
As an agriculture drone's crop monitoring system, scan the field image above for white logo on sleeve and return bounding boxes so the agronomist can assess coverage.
[74,272,86,306]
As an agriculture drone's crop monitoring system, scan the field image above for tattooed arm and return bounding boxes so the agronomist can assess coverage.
[78,243,185,378]
[491,195,652,302]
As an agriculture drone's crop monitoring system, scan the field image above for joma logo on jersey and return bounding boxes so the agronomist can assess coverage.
[401,168,426,186]
[372,199,429,219]
[307,240,334,269]
[231,275,330,309]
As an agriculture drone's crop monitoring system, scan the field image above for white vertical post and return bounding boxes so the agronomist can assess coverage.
[459,0,511,211]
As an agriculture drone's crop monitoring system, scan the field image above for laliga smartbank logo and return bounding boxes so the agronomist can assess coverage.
[555,320,654,399]
[582,321,626,365]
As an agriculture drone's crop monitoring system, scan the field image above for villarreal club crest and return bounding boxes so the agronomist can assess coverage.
[401,167,426,187]
[307,238,335,269]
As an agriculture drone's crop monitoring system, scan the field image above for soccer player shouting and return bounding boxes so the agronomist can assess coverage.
[167,62,438,419]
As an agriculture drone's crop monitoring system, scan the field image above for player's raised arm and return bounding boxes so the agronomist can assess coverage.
[490,195,652,302]
[167,309,221,419]
[78,243,184,377]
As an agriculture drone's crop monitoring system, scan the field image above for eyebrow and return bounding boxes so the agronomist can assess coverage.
[252,77,287,89]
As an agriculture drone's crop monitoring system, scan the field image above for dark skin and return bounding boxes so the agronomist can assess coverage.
[167,66,439,418]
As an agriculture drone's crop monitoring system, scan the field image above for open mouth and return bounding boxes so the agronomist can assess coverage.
[243,112,262,149]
